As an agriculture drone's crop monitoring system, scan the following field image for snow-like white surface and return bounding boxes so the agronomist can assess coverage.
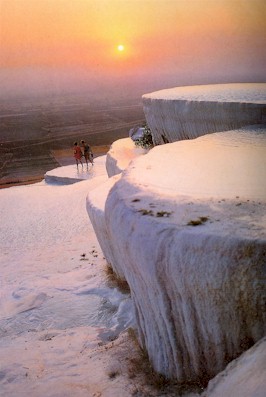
[0,165,139,397]
[204,338,266,397]
[142,83,266,144]
[105,138,147,177]
[45,155,106,184]
[3,83,265,394]
[87,128,266,382]
[125,125,266,201]
[144,83,266,103]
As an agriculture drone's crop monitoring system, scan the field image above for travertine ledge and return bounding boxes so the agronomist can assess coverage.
[142,83,266,145]
[106,138,147,177]
[87,127,266,383]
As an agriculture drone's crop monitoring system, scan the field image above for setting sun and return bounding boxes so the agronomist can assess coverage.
[0,0,265,96]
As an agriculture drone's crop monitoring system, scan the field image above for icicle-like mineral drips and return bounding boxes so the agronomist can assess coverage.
[142,83,266,145]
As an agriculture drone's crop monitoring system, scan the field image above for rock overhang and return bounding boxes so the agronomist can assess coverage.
[142,83,266,103]
[142,83,266,145]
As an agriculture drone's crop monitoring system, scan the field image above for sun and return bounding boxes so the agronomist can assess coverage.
[117,44,124,52]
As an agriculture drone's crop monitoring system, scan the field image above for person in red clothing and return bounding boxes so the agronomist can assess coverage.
[73,141,83,169]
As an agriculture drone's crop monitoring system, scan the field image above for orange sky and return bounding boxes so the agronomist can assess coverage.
[0,0,265,97]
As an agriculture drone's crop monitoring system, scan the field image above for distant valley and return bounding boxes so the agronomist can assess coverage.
[0,93,145,187]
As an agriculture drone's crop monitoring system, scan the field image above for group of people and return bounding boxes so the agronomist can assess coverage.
[73,140,94,168]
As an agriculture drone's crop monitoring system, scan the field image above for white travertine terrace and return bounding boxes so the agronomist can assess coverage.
[124,126,266,201]
[45,156,107,184]
[87,126,266,382]
[142,83,266,144]
[105,137,147,177]
[86,84,266,386]
[103,129,266,381]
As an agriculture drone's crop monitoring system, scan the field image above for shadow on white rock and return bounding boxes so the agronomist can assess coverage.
[143,83,266,145]
[203,337,266,397]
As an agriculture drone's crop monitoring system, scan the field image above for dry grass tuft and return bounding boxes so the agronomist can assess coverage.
[187,216,209,226]
[104,265,130,294]
[126,328,206,395]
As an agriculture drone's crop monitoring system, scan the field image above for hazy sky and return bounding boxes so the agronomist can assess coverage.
[0,0,265,98]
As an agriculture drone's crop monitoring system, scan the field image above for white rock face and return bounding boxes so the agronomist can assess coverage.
[142,83,266,145]
[204,337,266,397]
[86,174,126,279]
[87,127,266,383]
[105,138,147,177]
[124,126,266,201]
[87,140,149,278]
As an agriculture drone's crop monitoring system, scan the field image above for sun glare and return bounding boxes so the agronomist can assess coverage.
[117,44,124,52]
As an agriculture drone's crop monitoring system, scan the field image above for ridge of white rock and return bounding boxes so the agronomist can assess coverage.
[203,337,266,397]
[86,125,266,383]
[106,138,148,177]
[142,83,266,144]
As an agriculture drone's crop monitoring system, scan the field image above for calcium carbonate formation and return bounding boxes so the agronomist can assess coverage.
[86,83,266,386]
[142,83,266,145]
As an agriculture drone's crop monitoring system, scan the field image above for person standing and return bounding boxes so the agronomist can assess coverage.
[80,140,94,166]
[73,141,83,169]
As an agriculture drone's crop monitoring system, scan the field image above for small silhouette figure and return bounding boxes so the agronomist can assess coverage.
[80,140,94,167]
[73,142,83,169]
